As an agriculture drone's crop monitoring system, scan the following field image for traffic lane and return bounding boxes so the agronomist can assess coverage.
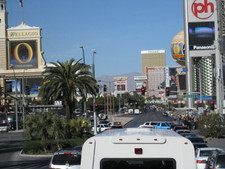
[0,158,51,169]
[125,109,173,128]
[0,140,23,154]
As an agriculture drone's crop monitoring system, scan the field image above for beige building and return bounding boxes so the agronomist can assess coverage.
[0,0,45,104]
[141,50,166,75]
[146,67,165,97]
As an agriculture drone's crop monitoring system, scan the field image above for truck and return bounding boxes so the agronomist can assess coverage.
[80,128,196,169]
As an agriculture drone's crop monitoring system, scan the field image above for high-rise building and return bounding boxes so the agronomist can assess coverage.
[141,50,166,76]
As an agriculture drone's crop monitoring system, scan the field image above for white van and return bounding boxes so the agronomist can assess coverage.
[80,128,196,169]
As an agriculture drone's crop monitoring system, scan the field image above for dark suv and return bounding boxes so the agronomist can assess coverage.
[205,151,225,169]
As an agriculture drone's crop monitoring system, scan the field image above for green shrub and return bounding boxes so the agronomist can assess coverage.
[197,112,225,138]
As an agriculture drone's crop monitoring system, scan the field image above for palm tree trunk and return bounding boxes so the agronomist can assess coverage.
[64,99,72,120]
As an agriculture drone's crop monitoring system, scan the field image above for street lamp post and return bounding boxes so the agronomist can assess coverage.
[10,65,19,131]
[80,46,85,64]
[92,49,97,135]
[80,46,87,115]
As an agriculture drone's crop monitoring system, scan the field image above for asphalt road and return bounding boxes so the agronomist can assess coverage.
[125,108,173,128]
[0,131,51,169]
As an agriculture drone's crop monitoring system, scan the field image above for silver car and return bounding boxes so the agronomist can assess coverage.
[195,147,223,169]
[49,149,81,169]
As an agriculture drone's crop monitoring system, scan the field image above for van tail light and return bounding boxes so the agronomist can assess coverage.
[134,148,143,154]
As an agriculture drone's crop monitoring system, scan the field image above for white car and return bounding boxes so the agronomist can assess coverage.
[92,124,110,132]
[195,147,223,169]
[49,149,81,169]
[139,121,157,128]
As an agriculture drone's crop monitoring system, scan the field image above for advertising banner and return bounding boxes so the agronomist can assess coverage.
[5,79,21,94]
[9,40,38,69]
[25,78,43,94]
[185,0,217,57]
[134,76,147,93]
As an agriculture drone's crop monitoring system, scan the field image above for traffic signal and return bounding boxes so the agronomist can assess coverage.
[94,103,99,111]
[209,101,215,110]
[25,85,30,95]
[141,87,146,95]
[103,84,107,92]
[165,88,170,96]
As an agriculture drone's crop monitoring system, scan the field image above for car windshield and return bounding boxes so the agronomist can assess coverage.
[200,150,214,157]
[101,158,176,169]
[52,154,81,165]
[217,155,225,168]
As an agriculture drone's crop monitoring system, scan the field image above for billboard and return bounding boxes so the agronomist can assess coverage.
[187,0,216,22]
[9,40,38,69]
[134,76,147,93]
[188,22,215,50]
[4,78,43,95]
[5,79,21,94]
[184,0,217,57]
[166,67,185,88]
[25,78,43,94]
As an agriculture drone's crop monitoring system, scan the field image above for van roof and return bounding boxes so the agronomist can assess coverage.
[96,128,180,137]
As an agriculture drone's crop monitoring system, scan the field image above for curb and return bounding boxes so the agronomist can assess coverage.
[19,150,53,158]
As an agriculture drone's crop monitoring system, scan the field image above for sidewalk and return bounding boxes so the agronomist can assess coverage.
[107,114,134,126]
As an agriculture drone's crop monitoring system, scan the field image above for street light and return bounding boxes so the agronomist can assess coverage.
[92,49,96,78]
[10,64,19,131]
[80,46,85,64]
[80,46,87,115]
[92,49,97,135]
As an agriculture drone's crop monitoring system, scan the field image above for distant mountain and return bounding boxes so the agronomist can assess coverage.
[96,72,141,92]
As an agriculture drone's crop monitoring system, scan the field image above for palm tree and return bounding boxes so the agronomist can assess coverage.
[39,59,98,119]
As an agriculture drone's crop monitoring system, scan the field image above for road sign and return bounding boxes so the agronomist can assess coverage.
[183,94,198,98]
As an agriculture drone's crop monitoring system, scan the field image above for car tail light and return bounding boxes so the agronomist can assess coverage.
[196,160,205,163]
[134,148,143,154]
[64,152,71,154]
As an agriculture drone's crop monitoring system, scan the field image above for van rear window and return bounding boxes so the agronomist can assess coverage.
[52,154,81,165]
[100,158,176,169]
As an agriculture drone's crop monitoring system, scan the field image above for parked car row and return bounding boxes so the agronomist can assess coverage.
[172,124,225,169]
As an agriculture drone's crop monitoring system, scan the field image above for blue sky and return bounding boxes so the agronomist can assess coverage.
[7,0,183,77]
